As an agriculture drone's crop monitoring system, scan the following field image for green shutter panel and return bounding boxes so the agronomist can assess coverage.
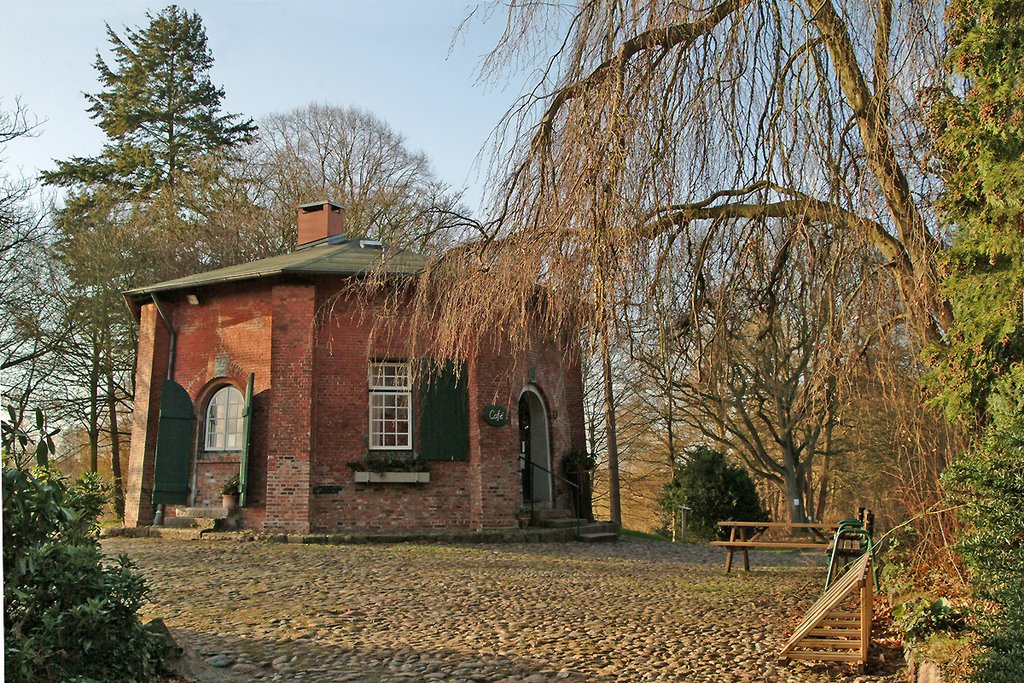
[419,360,469,461]
[152,379,194,505]
[238,373,255,507]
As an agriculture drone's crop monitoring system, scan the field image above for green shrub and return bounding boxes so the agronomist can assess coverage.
[893,597,966,643]
[3,467,162,682]
[943,426,1024,683]
[2,405,59,469]
[659,445,768,541]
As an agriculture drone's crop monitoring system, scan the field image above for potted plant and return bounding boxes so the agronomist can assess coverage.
[515,506,532,529]
[220,474,240,510]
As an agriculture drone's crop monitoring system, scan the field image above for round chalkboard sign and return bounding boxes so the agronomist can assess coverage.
[483,405,509,427]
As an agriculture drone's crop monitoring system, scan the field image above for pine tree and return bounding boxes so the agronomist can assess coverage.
[42,4,255,196]
[37,6,255,519]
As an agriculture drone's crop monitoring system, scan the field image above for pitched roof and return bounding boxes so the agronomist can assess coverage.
[124,237,428,303]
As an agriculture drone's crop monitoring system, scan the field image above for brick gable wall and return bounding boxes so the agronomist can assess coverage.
[124,276,586,533]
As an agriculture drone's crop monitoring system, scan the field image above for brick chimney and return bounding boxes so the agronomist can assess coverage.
[297,200,345,246]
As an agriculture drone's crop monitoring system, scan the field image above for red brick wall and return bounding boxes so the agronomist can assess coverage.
[307,285,480,531]
[124,284,274,528]
[172,283,273,528]
[469,333,587,528]
[124,303,170,527]
[264,282,317,533]
[125,274,586,534]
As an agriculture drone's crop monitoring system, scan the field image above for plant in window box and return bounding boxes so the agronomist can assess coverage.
[219,474,240,510]
[348,454,431,483]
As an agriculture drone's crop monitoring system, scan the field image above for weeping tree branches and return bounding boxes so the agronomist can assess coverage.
[359,1,955,525]
[625,216,869,522]
[534,0,751,149]
[430,0,949,351]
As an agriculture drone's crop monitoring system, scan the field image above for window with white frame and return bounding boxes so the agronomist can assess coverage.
[205,385,244,451]
[369,361,411,449]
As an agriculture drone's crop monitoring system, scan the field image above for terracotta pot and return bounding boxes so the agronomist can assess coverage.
[222,494,238,511]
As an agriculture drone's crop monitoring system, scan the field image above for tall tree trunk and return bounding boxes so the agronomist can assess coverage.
[106,357,124,519]
[782,449,807,523]
[804,467,816,523]
[600,318,621,526]
[665,377,677,467]
[88,324,101,473]
[815,420,835,522]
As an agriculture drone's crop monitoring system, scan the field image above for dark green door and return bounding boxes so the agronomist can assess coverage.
[419,360,469,461]
[238,373,254,507]
[152,380,194,505]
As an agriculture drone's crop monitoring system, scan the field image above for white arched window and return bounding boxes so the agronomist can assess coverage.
[205,385,244,451]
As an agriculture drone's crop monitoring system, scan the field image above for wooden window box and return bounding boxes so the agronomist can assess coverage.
[353,471,430,484]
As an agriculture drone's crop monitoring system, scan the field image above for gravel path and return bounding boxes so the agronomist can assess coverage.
[102,538,899,682]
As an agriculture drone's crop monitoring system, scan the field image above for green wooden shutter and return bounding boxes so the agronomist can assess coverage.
[238,373,255,507]
[152,379,194,505]
[419,360,469,461]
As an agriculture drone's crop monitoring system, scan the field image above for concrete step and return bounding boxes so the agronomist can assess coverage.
[579,532,619,543]
[163,517,199,529]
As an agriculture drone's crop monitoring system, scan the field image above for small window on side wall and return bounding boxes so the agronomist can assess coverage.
[205,385,244,451]
[369,361,411,449]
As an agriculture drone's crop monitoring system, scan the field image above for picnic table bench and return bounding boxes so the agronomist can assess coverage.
[710,521,840,572]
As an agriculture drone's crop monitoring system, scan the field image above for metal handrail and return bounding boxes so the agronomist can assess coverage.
[519,454,584,538]
[825,525,876,590]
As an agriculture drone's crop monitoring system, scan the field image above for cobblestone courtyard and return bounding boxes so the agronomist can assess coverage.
[103,538,898,682]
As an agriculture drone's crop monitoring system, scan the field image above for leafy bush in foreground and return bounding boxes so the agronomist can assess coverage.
[943,428,1024,683]
[3,467,162,682]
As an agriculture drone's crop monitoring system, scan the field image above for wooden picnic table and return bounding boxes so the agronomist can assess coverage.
[710,521,840,572]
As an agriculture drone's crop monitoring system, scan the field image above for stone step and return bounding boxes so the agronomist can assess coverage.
[164,516,218,532]
[536,517,586,529]
[579,532,619,543]
[149,527,203,540]
[526,506,570,521]
[177,507,233,519]
[163,517,198,529]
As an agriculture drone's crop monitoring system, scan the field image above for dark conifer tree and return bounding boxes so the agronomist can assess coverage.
[43,4,255,196]
[929,2,1024,680]
[38,6,256,517]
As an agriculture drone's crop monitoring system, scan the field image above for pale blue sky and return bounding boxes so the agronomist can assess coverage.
[1,1,522,213]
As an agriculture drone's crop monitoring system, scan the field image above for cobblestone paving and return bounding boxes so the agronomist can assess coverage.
[102,538,899,683]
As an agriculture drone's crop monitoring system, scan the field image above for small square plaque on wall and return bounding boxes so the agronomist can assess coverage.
[214,355,229,377]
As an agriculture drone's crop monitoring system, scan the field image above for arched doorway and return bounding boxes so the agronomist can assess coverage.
[518,387,552,504]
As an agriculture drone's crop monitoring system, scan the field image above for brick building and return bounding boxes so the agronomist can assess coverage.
[122,202,587,533]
